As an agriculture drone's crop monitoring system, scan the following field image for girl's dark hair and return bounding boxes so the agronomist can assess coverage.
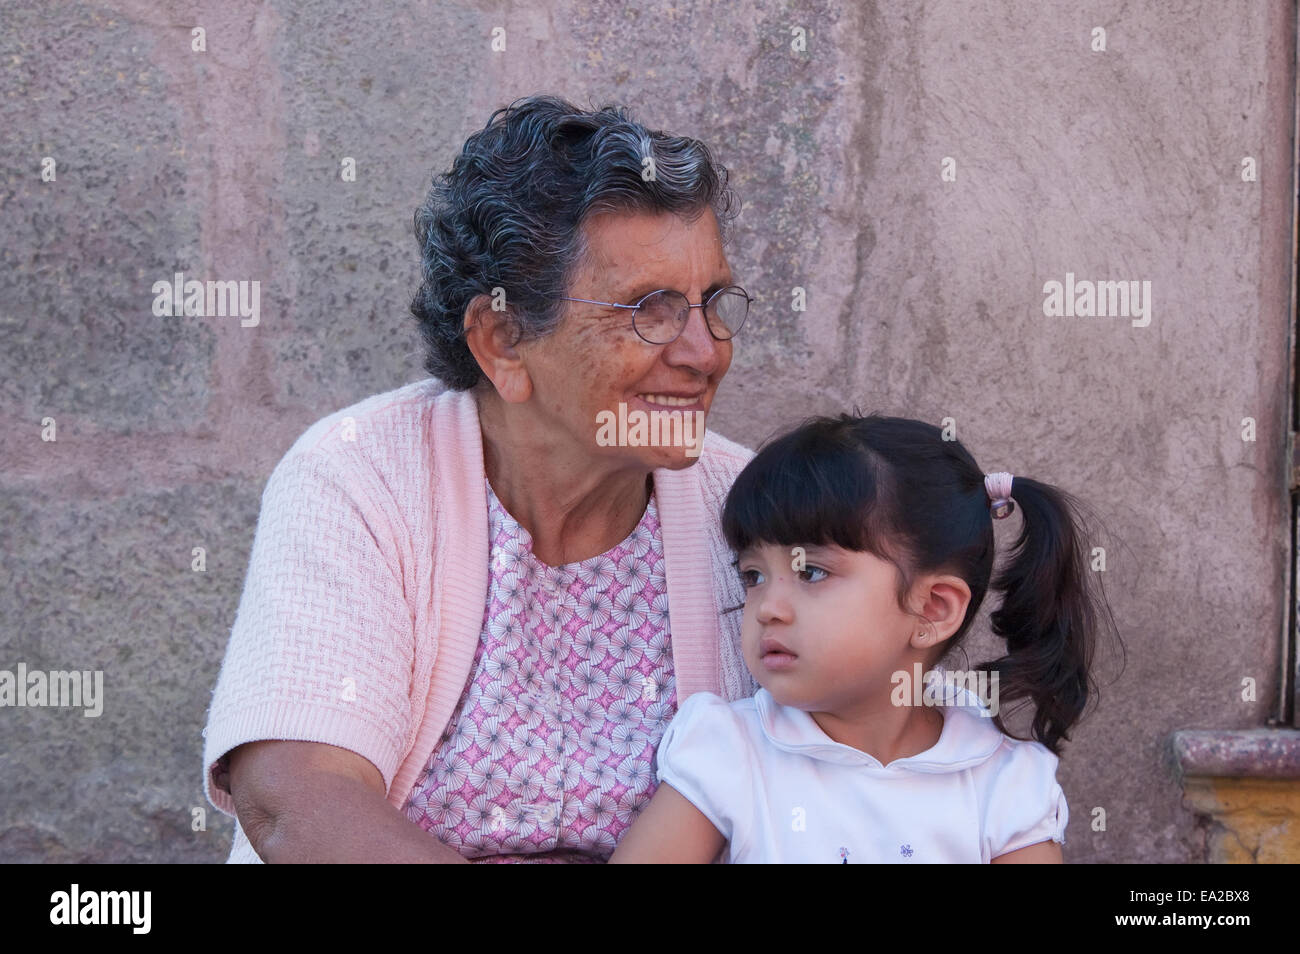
[721,413,1123,755]
[408,93,740,390]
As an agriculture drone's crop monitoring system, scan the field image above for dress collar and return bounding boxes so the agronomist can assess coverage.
[752,680,1006,775]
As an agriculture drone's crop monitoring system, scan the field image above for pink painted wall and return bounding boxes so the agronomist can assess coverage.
[1,0,1293,861]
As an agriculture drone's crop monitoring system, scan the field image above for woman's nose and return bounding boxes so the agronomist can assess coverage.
[662,304,724,372]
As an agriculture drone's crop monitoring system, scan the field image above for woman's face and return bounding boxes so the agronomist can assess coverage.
[513,207,736,472]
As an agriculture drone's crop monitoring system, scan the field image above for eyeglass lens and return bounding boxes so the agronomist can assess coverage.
[636,288,748,343]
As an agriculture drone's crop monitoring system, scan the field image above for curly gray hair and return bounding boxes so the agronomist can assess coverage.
[408,94,741,390]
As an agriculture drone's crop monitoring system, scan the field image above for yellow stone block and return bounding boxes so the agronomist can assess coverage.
[1181,777,1300,863]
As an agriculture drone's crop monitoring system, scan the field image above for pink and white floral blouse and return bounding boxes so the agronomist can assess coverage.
[402,477,677,862]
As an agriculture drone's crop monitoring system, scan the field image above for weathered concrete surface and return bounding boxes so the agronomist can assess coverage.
[0,0,1294,861]
[1180,778,1300,864]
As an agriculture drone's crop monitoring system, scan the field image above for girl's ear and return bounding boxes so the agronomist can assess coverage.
[911,574,972,646]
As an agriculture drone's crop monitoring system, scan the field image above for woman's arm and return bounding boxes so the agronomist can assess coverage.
[607,782,726,863]
[228,740,469,864]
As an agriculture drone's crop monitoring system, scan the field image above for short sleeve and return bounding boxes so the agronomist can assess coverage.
[980,741,1069,861]
[654,691,752,842]
[202,448,417,817]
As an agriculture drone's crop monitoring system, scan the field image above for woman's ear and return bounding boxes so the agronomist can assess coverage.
[463,294,533,403]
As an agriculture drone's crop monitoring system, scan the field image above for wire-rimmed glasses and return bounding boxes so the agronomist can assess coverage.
[558,285,752,344]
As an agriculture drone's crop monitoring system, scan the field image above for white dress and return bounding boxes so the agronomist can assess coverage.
[654,684,1068,863]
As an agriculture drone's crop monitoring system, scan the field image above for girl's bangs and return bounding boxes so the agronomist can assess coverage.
[721,428,883,557]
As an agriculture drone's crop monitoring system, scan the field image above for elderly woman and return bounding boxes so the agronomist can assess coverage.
[202,95,759,862]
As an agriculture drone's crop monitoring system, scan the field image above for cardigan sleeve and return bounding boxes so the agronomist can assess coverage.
[202,447,417,817]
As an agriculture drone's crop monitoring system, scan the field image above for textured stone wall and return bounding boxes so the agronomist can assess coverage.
[0,0,1293,862]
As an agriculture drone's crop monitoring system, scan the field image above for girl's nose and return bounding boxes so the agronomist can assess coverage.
[754,581,794,623]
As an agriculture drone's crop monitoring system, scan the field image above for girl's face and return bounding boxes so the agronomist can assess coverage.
[735,542,926,717]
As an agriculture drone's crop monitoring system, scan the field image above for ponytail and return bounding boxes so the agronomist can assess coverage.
[982,476,1118,755]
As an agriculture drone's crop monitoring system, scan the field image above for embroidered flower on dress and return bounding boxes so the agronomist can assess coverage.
[545,725,577,763]
[444,716,474,751]
[494,538,528,577]
[539,620,564,653]
[517,658,545,695]
[547,564,576,591]
[557,796,582,829]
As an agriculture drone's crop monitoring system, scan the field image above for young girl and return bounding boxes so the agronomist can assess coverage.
[609,413,1119,864]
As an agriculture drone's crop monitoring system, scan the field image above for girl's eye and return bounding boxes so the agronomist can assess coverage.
[735,565,826,588]
[799,565,829,583]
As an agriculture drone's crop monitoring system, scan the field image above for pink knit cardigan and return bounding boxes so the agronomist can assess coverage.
[202,379,758,860]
